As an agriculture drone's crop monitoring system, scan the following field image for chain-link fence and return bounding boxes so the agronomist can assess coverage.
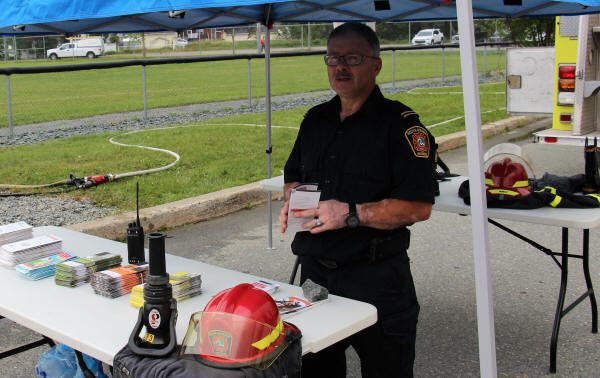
[1,30,508,132]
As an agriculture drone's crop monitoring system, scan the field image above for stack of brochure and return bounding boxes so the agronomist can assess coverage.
[55,252,122,287]
[129,271,202,308]
[0,221,33,245]
[90,264,149,298]
[15,252,75,280]
[0,234,63,267]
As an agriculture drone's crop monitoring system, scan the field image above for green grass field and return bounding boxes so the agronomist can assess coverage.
[0,82,506,211]
[0,48,506,126]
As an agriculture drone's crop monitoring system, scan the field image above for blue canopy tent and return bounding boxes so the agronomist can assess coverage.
[3,1,600,376]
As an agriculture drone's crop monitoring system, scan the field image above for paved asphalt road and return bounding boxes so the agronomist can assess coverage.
[3,120,600,377]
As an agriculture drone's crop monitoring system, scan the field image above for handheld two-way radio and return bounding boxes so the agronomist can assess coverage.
[128,232,178,357]
[127,183,145,264]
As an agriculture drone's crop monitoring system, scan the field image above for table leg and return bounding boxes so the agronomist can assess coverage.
[550,228,569,374]
[582,229,598,334]
[0,316,55,359]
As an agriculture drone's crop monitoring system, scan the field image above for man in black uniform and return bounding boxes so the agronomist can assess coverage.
[279,23,436,377]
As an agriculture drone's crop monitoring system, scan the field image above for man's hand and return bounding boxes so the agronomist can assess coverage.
[279,181,301,234]
[290,199,349,234]
[279,200,290,233]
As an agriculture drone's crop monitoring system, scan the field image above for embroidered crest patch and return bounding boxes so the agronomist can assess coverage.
[405,126,430,158]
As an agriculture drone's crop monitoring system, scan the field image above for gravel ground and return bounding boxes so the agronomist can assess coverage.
[0,77,470,227]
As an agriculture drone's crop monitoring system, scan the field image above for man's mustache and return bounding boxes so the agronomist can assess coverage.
[335,72,353,80]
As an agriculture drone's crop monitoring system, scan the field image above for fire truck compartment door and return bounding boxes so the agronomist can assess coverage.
[574,14,600,136]
[506,47,554,115]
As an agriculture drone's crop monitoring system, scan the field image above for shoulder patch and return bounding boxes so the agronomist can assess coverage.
[404,126,430,158]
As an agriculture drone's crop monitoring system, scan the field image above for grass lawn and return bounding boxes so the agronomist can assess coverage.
[0,82,506,211]
[0,48,505,126]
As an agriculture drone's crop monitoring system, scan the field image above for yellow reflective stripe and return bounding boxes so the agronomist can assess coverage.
[549,195,562,207]
[512,180,529,188]
[535,186,556,194]
[251,319,283,350]
[587,193,600,203]
[484,178,496,186]
[488,189,520,196]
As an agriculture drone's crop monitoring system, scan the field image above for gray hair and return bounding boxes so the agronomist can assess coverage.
[327,23,380,56]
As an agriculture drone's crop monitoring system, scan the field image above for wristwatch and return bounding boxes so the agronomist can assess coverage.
[345,203,360,229]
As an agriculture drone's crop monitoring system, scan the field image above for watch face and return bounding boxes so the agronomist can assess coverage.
[346,215,359,228]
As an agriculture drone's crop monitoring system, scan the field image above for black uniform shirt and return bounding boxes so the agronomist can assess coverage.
[284,86,436,264]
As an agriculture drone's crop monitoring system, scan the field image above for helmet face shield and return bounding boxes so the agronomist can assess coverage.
[483,143,535,199]
[179,311,296,370]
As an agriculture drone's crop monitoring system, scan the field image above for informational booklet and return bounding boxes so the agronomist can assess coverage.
[287,183,321,234]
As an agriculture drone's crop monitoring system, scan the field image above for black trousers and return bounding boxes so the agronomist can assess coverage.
[299,252,419,378]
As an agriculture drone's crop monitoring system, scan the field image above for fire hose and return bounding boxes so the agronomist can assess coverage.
[0,129,180,195]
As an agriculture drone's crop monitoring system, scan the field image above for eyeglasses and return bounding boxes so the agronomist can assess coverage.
[323,54,379,67]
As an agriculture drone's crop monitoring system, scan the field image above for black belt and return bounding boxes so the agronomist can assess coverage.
[316,228,410,269]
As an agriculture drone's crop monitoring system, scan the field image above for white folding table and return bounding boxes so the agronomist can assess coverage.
[435,176,599,373]
[0,226,377,366]
[263,174,600,373]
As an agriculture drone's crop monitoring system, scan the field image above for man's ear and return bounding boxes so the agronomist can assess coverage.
[373,57,382,75]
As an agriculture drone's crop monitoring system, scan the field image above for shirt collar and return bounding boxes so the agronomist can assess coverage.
[328,85,384,121]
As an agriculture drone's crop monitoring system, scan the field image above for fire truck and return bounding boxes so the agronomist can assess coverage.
[506,15,600,145]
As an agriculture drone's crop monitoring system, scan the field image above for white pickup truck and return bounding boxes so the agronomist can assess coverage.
[47,38,104,60]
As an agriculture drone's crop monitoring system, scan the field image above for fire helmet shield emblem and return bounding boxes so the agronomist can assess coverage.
[208,330,232,357]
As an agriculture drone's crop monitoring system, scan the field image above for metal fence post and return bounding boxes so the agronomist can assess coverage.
[441,46,446,82]
[248,58,252,107]
[483,44,488,77]
[232,27,236,55]
[142,65,148,121]
[392,50,396,88]
[6,75,14,137]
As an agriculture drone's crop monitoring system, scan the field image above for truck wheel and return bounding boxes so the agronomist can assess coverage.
[86,51,95,59]
[49,54,58,60]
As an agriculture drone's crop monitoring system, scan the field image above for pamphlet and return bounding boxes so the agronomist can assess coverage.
[250,280,280,295]
[275,296,314,317]
[287,183,321,234]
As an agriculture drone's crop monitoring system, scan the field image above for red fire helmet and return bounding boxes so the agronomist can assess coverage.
[485,157,532,198]
[179,283,299,369]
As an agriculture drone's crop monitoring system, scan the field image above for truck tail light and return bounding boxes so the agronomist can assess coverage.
[558,78,575,92]
[557,64,576,107]
[558,91,575,105]
[558,65,576,79]
[559,113,572,123]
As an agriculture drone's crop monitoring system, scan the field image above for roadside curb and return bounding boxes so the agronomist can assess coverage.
[67,116,546,240]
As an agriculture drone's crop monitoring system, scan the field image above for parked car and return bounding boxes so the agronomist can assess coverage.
[451,34,459,44]
[174,38,188,48]
[411,29,444,46]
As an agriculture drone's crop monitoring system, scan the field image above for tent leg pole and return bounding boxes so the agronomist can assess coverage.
[265,25,275,250]
[457,0,498,376]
